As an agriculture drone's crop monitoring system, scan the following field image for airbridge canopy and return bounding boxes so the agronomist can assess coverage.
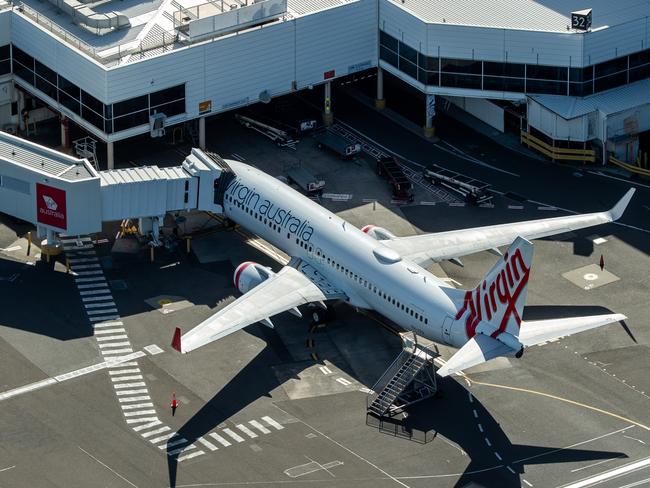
[0,132,228,236]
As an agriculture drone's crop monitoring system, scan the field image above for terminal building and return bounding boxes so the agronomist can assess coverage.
[0,0,648,168]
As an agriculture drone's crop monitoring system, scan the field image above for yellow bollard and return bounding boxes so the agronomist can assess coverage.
[185,236,192,254]
[150,246,154,263]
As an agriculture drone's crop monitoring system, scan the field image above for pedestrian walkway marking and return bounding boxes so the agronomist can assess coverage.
[167,445,197,456]
[110,361,139,368]
[336,377,352,386]
[114,382,146,389]
[99,340,132,348]
[98,335,129,342]
[88,307,119,315]
[262,416,284,430]
[121,402,153,410]
[72,264,101,270]
[142,426,170,439]
[96,328,126,335]
[249,420,271,434]
[133,420,162,432]
[69,257,99,263]
[77,277,106,283]
[109,368,140,375]
[149,432,177,444]
[119,395,151,403]
[319,366,332,375]
[85,302,116,309]
[102,348,134,355]
[236,424,258,438]
[116,389,149,396]
[76,270,104,276]
[198,437,219,451]
[111,375,143,382]
[124,409,157,417]
[81,289,110,296]
[223,428,245,443]
[177,451,205,462]
[163,438,190,449]
[90,314,120,322]
[144,344,164,355]
[94,321,123,328]
[209,432,231,447]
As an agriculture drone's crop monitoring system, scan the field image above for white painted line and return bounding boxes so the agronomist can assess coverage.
[76,270,104,276]
[249,420,271,434]
[93,321,123,328]
[468,392,473,403]
[1,245,22,252]
[70,250,96,255]
[593,237,607,245]
[494,452,502,461]
[162,438,191,450]
[63,244,93,250]
[478,424,484,433]
[76,277,106,284]
[167,445,197,456]
[562,457,650,488]
[132,420,162,432]
[449,202,466,207]
[88,307,119,315]
[61,237,91,243]
[91,315,121,323]
[85,302,116,309]
[223,428,245,443]
[419,201,437,206]
[177,451,205,462]
[523,480,533,487]
[485,438,492,447]
[126,416,159,424]
[114,382,146,389]
[236,424,258,438]
[538,206,557,211]
[102,348,134,355]
[0,378,57,401]
[336,377,352,386]
[110,368,140,375]
[115,389,149,396]
[149,432,177,444]
[473,409,478,418]
[80,289,110,296]
[0,465,16,473]
[141,426,170,438]
[209,432,232,447]
[95,328,126,335]
[508,205,524,209]
[143,344,164,355]
[507,466,515,474]
[119,396,151,403]
[97,335,128,342]
[69,257,99,263]
[262,416,284,430]
[121,402,153,410]
[319,366,332,375]
[99,341,132,349]
[72,264,101,270]
[111,375,143,382]
[198,437,219,451]
[124,409,157,417]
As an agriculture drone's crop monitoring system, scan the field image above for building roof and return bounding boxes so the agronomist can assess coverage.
[392,0,648,33]
[529,78,650,119]
[0,132,97,181]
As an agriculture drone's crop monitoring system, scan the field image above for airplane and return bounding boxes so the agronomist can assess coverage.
[171,158,635,377]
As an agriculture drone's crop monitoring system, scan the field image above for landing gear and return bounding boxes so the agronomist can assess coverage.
[310,306,336,325]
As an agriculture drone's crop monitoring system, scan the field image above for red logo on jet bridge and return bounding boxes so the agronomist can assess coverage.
[36,183,67,230]
[454,248,530,339]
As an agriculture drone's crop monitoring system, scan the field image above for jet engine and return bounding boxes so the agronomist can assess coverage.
[361,225,396,240]
[233,261,275,294]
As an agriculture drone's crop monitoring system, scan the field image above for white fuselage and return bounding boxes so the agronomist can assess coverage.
[222,161,466,347]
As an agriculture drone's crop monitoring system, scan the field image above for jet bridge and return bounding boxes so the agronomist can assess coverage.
[0,131,232,247]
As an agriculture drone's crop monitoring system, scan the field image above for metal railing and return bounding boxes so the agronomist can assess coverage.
[521,130,596,163]
[609,155,650,177]
[365,412,436,444]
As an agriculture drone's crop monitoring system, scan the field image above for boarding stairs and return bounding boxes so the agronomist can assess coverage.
[366,332,438,418]
[73,137,99,171]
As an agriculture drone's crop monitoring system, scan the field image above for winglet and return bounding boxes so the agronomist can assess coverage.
[608,188,635,221]
[171,327,182,353]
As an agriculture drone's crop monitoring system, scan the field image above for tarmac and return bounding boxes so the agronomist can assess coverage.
[1,100,649,488]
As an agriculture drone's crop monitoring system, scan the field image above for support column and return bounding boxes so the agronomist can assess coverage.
[424,94,435,138]
[323,81,333,126]
[375,67,385,109]
[60,116,70,149]
[199,116,206,150]
[107,141,114,170]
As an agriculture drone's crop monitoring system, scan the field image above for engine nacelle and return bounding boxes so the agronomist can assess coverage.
[361,225,396,240]
[233,261,275,294]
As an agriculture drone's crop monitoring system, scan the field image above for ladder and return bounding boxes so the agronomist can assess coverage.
[366,332,438,418]
[73,137,99,171]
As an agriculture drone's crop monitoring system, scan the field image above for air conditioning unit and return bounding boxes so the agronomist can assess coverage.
[150,113,167,138]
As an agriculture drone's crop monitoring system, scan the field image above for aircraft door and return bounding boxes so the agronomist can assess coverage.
[442,315,454,344]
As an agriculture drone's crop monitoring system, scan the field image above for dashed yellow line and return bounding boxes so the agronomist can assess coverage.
[470,380,650,432]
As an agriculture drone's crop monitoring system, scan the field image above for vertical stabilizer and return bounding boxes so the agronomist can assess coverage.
[454,237,533,340]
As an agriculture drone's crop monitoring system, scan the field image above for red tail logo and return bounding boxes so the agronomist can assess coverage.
[455,248,530,339]
[171,327,182,352]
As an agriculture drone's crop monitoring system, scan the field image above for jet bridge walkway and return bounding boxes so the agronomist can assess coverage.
[366,332,439,419]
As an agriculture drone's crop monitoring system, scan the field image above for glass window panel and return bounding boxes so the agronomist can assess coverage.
[418,68,438,86]
[58,90,80,115]
[441,73,482,89]
[526,64,567,81]
[441,58,481,74]
[418,52,438,71]
[398,56,417,79]
[13,62,34,85]
[150,84,184,107]
[0,59,9,76]
[569,67,593,82]
[484,61,525,77]
[81,105,104,130]
[34,60,56,84]
[379,45,398,68]
[81,90,104,116]
[629,49,650,68]
[112,110,149,132]
[525,79,567,95]
[0,45,10,60]
[483,76,525,92]
[594,71,627,92]
[35,76,57,100]
[150,99,185,117]
[629,64,650,83]
[104,118,113,134]
[104,104,112,120]
[113,94,148,117]
[12,46,33,70]
[398,41,417,64]
[379,31,398,52]
[595,57,628,78]
[58,75,80,99]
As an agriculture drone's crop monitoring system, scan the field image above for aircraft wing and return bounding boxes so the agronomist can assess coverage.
[383,189,634,267]
[174,260,345,353]
[437,333,514,377]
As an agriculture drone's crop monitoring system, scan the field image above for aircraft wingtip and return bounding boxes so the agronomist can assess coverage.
[171,327,182,353]
[609,188,635,221]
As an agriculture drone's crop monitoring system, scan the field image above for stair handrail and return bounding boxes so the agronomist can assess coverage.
[367,349,412,410]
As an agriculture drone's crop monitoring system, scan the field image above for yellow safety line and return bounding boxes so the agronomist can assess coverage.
[470,380,650,432]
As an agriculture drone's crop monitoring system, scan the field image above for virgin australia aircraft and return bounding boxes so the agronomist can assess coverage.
[172,158,634,376]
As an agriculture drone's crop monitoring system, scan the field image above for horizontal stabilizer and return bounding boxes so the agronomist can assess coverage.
[519,313,626,347]
[438,333,515,377]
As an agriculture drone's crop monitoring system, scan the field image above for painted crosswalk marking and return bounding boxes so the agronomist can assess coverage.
[109,368,140,375]
[319,366,332,375]
[119,395,151,403]
[99,341,132,349]
[93,321,124,328]
[75,270,103,276]
[249,420,271,434]
[121,402,153,410]
[336,377,352,386]
[88,307,119,315]
[98,335,129,342]
[114,382,146,389]
[133,420,162,432]
[85,302,116,309]
[102,348,134,355]
[82,295,113,302]
[149,432,177,444]
[235,424,258,438]
[111,375,143,382]
[96,328,127,335]
[222,428,245,443]
[90,314,120,322]
[141,426,170,439]
[167,445,197,456]
[109,361,138,368]
[177,451,205,462]
[80,289,110,296]
[208,432,231,447]
[262,416,284,430]
[124,409,157,417]
[77,277,106,283]
[162,438,190,449]
[115,389,149,396]
[198,437,219,451]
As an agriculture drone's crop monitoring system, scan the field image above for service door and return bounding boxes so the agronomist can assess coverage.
[442,315,454,344]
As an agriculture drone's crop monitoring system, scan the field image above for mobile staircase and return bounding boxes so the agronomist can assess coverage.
[366,332,438,419]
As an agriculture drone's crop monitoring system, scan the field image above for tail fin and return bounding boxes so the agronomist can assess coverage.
[453,236,533,340]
